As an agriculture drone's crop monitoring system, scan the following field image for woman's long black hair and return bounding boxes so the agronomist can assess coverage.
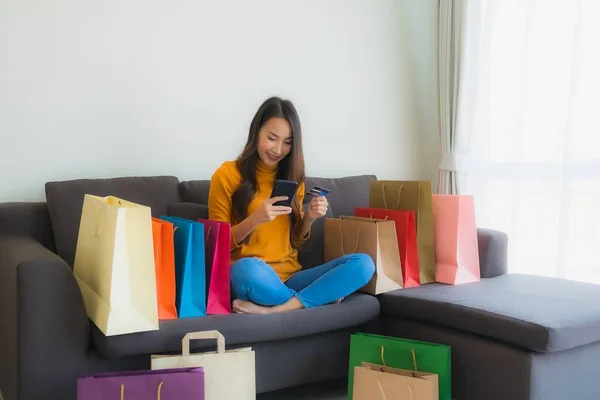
[231,96,306,248]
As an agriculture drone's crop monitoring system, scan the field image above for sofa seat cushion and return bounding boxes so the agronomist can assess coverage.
[92,293,380,359]
[45,176,181,267]
[380,274,600,353]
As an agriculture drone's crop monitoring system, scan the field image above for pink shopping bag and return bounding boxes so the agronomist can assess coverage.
[432,195,480,285]
[198,219,232,314]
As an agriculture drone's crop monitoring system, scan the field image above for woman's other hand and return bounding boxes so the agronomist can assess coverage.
[307,196,328,221]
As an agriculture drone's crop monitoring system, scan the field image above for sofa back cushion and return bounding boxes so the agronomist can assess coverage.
[300,175,376,267]
[304,175,376,217]
[45,176,181,267]
[179,174,376,268]
[180,174,377,216]
[167,202,209,221]
[180,180,211,204]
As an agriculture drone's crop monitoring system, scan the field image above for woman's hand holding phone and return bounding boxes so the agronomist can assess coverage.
[251,196,293,225]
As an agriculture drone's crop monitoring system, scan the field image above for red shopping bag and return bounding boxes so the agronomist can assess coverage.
[198,219,232,314]
[355,208,420,288]
[432,195,480,285]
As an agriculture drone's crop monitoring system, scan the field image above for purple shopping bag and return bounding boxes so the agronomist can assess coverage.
[77,367,204,399]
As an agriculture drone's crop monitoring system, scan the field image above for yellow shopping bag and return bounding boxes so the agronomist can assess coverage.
[73,194,159,336]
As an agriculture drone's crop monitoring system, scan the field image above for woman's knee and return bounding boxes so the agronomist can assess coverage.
[230,257,274,285]
[231,258,263,283]
[351,253,376,285]
[230,257,292,305]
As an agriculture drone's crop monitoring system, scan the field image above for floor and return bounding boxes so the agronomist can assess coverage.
[257,378,347,400]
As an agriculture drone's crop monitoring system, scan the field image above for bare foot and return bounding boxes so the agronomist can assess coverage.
[232,297,305,315]
[232,299,271,315]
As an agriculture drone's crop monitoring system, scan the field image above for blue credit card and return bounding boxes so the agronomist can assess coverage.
[307,185,330,197]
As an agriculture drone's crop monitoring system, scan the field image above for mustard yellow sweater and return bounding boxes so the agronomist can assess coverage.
[208,160,309,281]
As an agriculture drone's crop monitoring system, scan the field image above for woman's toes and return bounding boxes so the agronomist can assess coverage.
[232,299,244,313]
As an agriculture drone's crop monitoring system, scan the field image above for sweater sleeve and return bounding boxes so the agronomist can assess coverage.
[293,181,311,243]
[208,162,242,249]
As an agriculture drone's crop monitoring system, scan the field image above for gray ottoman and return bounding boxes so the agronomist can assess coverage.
[379,274,600,400]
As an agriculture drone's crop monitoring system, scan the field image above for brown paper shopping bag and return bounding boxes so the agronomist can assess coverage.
[370,181,436,284]
[324,216,403,294]
[353,362,438,400]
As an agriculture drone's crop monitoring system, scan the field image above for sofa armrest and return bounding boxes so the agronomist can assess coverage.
[0,235,90,400]
[477,228,508,278]
[0,202,56,252]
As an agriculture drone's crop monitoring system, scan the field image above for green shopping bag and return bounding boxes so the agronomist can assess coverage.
[348,333,451,400]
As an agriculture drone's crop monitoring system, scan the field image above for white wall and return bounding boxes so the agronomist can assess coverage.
[0,0,439,202]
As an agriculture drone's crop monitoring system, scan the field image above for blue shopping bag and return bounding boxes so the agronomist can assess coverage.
[160,216,207,318]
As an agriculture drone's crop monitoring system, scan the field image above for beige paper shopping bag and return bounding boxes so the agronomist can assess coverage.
[353,362,438,400]
[151,330,255,400]
[73,194,158,336]
[370,180,436,284]
[325,216,403,294]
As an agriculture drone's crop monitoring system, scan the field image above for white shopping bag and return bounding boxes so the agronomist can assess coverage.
[73,194,159,336]
[151,330,256,400]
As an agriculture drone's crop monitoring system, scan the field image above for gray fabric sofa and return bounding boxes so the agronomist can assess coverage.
[1,174,599,400]
[380,274,600,400]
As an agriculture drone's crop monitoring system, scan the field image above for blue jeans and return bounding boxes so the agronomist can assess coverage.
[230,253,376,308]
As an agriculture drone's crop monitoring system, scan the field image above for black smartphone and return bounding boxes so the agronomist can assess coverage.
[270,179,298,207]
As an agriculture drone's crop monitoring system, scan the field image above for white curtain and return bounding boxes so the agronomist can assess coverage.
[461,0,600,283]
[437,0,466,195]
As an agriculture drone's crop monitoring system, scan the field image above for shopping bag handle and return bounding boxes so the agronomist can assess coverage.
[338,226,361,255]
[375,379,414,400]
[380,184,404,209]
[376,379,388,400]
[182,330,226,356]
[380,345,418,371]
[368,213,389,220]
[120,382,164,400]
[205,226,212,245]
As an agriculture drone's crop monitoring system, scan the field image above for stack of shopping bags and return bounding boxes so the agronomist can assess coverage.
[72,194,232,337]
[77,330,255,399]
[325,180,482,294]
[348,333,451,400]
[72,194,255,399]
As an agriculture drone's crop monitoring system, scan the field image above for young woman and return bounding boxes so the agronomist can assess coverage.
[208,96,375,315]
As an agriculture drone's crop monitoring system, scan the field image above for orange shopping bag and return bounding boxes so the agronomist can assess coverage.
[432,195,480,285]
[152,218,178,319]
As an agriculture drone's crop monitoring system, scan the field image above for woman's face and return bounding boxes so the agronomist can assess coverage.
[257,117,293,167]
